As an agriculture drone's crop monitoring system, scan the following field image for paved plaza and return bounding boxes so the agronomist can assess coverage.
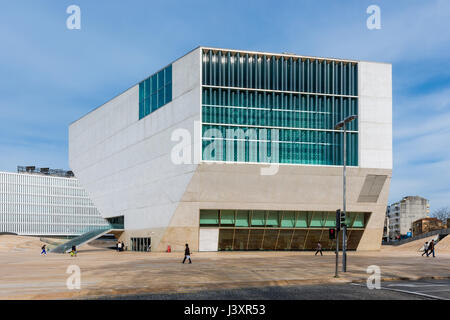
[0,235,449,299]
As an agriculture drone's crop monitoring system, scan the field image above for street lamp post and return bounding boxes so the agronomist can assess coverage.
[335,115,357,273]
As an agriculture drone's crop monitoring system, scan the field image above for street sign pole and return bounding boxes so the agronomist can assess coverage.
[335,229,339,278]
[342,123,347,272]
[335,115,356,274]
[335,209,340,278]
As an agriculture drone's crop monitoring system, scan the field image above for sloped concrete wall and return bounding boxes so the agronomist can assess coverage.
[69,48,202,251]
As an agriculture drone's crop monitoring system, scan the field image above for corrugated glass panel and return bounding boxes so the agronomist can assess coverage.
[220,210,235,226]
[295,212,308,227]
[309,212,323,228]
[201,49,358,166]
[235,210,249,227]
[199,210,219,226]
[266,211,280,227]
[281,211,295,228]
[251,210,266,226]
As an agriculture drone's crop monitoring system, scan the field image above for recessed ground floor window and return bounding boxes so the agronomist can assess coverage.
[217,228,364,251]
[199,209,368,251]
[130,237,151,252]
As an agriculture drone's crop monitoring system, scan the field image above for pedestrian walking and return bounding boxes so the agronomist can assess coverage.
[421,241,429,256]
[40,244,47,256]
[70,245,77,257]
[182,243,192,264]
[426,240,436,258]
[315,241,323,256]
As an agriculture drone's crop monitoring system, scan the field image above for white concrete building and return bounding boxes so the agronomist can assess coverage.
[0,167,109,236]
[69,47,392,252]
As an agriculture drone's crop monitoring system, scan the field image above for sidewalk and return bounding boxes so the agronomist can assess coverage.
[0,245,449,299]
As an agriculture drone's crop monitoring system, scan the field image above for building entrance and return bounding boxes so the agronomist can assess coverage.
[130,237,151,252]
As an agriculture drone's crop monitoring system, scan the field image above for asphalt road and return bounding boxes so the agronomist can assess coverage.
[100,279,450,300]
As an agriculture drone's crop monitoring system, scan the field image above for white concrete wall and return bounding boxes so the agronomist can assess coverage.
[198,228,219,251]
[358,61,392,169]
[69,47,202,242]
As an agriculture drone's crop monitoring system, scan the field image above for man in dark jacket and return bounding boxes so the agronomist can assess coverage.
[182,243,192,264]
[426,240,436,258]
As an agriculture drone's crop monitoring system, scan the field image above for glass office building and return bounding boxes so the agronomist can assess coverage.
[0,167,109,236]
[70,47,392,252]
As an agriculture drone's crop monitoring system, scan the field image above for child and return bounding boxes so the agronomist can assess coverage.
[40,244,47,256]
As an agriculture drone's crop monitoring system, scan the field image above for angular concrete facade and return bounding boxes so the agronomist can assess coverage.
[69,47,392,252]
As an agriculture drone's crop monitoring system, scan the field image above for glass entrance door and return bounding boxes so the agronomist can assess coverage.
[131,237,151,252]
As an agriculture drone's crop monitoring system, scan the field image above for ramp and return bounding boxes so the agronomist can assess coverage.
[51,226,122,253]
[384,228,450,246]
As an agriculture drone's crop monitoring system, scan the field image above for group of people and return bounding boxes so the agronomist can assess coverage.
[40,244,77,256]
[116,241,125,252]
[421,239,436,257]
[39,241,192,261]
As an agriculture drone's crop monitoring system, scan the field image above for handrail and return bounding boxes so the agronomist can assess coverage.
[383,228,450,246]
[51,224,123,253]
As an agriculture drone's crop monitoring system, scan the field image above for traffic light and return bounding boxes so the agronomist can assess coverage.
[340,210,346,227]
[329,228,335,239]
[336,209,341,231]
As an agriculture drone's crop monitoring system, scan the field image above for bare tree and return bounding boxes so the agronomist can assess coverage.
[430,206,450,224]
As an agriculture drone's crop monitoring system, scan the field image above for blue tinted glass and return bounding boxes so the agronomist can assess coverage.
[139,101,144,119]
[151,75,157,92]
[165,65,172,84]
[139,64,172,120]
[165,84,172,104]
[200,51,358,165]
[158,71,165,89]
[144,78,150,98]
[144,98,150,116]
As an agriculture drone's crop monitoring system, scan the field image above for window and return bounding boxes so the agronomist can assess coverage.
[139,64,173,120]
[200,210,219,226]
[201,50,358,166]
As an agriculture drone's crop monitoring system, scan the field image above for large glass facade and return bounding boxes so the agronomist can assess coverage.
[139,64,172,120]
[201,49,358,166]
[200,209,367,251]
[0,172,109,236]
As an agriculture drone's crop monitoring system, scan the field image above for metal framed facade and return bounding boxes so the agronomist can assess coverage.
[0,171,109,236]
[201,48,358,166]
[138,64,173,119]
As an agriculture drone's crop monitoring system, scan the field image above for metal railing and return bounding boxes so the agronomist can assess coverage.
[382,228,449,246]
[50,224,123,253]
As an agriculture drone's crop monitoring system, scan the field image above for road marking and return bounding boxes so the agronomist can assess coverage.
[350,283,449,300]
[415,289,450,293]
[387,284,447,288]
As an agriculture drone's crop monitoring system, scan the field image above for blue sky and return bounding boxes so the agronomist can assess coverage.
[0,0,449,210]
